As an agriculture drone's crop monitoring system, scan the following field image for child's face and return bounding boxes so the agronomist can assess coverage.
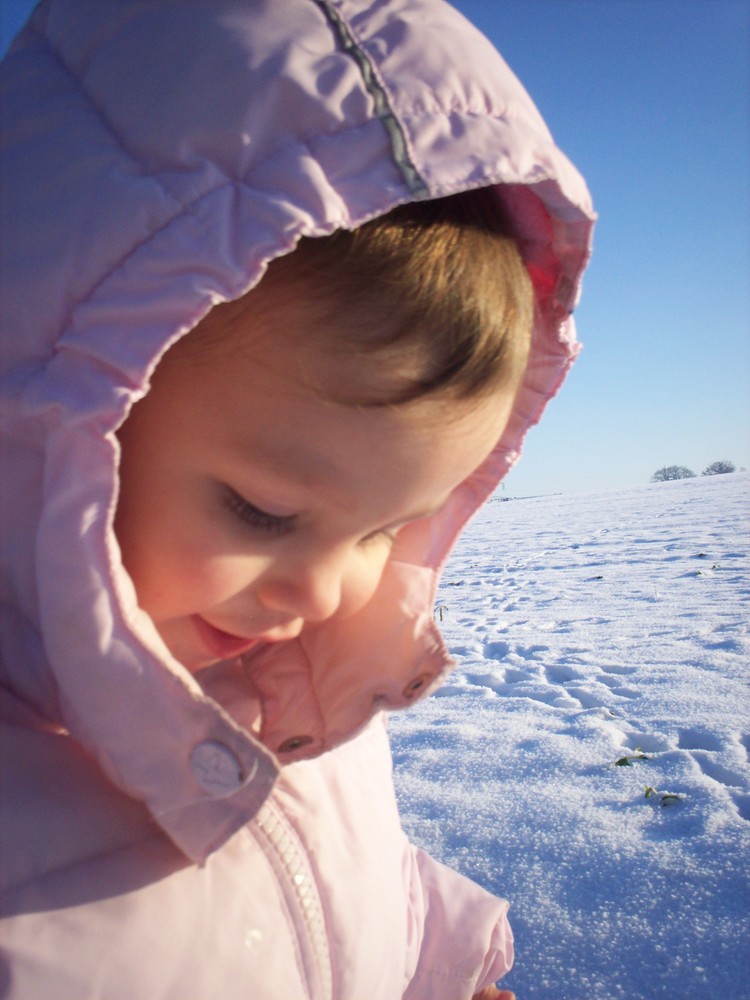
[115,301,514,672]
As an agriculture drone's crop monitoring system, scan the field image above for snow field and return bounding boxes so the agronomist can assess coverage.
[390,472,750,999]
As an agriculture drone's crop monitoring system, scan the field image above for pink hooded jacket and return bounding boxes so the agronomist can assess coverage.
[0,1,594,997]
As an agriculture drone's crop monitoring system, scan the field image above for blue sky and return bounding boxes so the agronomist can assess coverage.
[2,1,748,496]
[453,0,750,495]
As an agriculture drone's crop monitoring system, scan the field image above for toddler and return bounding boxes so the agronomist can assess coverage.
[0,1,594,998]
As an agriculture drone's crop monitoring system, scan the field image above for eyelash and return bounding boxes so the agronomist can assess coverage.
[221,488,293,536]
[220,487,403,545]
[362,527,398,547]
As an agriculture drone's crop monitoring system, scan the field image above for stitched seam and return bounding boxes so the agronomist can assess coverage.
[401,103,527,127]
[12,118,387,407]
[35,18,425,206]
[13,28,213,386]
[52,119,387,348]
[311,0,429,198]
[31,25,185,211]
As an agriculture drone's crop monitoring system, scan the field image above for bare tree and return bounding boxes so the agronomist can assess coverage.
[702,460,735,476]
[651,466,695,482]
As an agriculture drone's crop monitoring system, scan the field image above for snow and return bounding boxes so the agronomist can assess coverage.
[390,471,750,999]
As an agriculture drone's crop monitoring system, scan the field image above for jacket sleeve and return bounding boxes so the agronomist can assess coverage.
[402,839,514,999]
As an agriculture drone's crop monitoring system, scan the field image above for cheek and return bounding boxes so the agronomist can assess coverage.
[124,529,256,623]
[339,546,392,618]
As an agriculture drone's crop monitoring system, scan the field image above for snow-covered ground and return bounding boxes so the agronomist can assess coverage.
[390,471,750,1000]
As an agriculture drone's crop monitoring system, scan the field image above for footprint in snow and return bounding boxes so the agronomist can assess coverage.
[599,663,637,676]
[618,730,672,753]
[730,792,750,823]
[503,667,531,684]
[543,664,581,684]
[691,752,747,790]
[598,675,637,698]
[513,643,550,661]
[677,728,723,752]
[672,729,750,824]
[483,640,510,661]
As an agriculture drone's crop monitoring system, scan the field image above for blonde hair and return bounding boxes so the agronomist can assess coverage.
[186,189,533,406]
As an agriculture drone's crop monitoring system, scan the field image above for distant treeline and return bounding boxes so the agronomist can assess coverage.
[651,461,736,482]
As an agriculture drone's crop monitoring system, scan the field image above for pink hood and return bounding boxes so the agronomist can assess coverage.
[0,0,594,863]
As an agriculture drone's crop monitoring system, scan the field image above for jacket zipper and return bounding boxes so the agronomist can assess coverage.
[251,802,334,1000]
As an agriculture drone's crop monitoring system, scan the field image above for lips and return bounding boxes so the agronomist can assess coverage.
[191,615,258,661]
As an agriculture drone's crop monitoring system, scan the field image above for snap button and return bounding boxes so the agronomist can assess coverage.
[402,672,432,699]
[276,735,314,754]
[190,740,244,796]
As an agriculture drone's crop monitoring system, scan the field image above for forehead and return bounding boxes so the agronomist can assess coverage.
[152,313,512,511]
[173,309,485,442]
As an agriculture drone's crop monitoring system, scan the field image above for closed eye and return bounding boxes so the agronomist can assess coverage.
[221,487,295,536]
[360,523,406,548]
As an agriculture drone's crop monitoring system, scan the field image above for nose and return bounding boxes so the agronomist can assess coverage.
[256,544,347,625]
